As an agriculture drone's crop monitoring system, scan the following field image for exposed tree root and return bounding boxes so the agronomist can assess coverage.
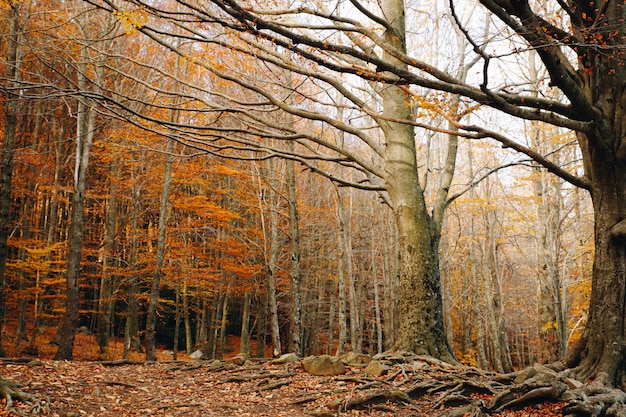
[324,353,626,417]
[0,377,50,416]
[329,389,411,411]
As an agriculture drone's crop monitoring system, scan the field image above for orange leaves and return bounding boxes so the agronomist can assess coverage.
[173,194,240,222]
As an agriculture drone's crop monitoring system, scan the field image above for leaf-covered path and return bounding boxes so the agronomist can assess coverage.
[0,355,565,417]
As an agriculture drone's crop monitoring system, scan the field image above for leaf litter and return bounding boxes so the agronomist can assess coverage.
[0,356,564,417]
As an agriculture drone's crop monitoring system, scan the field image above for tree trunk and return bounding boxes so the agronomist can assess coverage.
[372,219,384,354]
[285,149,302,356]
[54,39,102,360]
[566,148,626,386]
[145,137,173,362]
[335,187,348,355]
[239,291,251,357]
[182,280,192,354]
[97,181,117,359]
[562,11,626,386]
[265,159,282,357]
[379,0,454,362]
[171,278,180,360]
[123,176,141,359]
[255,292,267,358]
[0,2,24,358]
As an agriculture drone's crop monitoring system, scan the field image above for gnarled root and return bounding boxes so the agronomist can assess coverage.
[0,377,50,415]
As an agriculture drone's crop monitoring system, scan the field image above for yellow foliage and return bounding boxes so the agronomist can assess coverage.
[540,321,558,332]
[456,350,478,367]
[113,9,147,34]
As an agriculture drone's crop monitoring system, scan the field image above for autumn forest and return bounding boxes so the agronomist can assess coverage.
[3,0,626,403]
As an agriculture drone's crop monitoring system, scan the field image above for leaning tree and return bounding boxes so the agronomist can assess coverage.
[87,0,625,388]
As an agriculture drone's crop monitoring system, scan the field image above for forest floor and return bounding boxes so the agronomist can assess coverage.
[1,356,565,417]
[0,352,562,417]
[0,330,564,417]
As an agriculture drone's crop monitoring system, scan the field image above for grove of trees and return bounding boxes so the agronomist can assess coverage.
[1,0,625,411]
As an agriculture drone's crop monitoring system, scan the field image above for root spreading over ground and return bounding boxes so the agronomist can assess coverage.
[1,352,625,416]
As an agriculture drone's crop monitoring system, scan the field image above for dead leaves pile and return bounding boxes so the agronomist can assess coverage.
[0,356,564,417]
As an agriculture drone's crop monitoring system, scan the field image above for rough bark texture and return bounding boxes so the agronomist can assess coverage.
[286,147,303,357]
[562,1,626,387]
[566,147,626,386]
[380,0,454,362]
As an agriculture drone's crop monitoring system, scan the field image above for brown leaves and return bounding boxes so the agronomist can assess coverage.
[0,358,567,417]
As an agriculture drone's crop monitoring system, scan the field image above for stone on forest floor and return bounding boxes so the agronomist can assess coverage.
[271,352,300,364]
[226,353,248,366]
[341,352,372,367]
[302,355,345,376]
[189,349,203,359]
[207,359,223,371]
[364,360,389,377]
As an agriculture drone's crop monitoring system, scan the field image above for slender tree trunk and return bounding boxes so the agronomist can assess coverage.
[97,179,117,358]
[265,160,282,356]
[31,117,64,352]
[372,259,383,355]
[182,280,192,354]
[335,188,348,355]
[285,148,302,356]
[145,137,173,361]
[172,280,180,360]
[0,2,24,358]
[123,177,141,358]
[54,39,102,360]
[255,292,267,357]
[218,292,229,359]
[239,291,251,357]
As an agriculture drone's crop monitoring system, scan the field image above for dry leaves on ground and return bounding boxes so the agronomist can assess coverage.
[0,358,564,417]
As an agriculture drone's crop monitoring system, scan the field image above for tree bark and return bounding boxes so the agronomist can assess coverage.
[285,147,303,356]
[239,291,252,357]
[54,34,102,359]
[123,175,141,359]
[97,177,118,359]
[558,1,626,388]
[144,136,173,362]
[0,1,24,358]
[264,159,282,357]
[335,187,348,355]
[379,0,455,362]
[566,139,626,386]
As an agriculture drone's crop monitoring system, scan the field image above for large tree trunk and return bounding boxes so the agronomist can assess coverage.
[380,0,455,362]
[566,152,626,386]
[564,22,626,386]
